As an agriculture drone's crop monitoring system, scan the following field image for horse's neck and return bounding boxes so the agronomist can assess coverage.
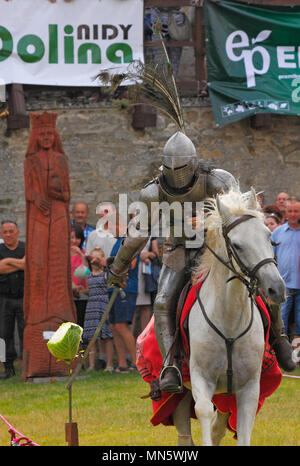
[203,257,251,336]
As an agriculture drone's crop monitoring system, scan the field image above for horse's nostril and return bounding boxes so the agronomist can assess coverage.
[268,288,275,296]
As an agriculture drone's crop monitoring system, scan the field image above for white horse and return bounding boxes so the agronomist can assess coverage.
[173,188,286,446]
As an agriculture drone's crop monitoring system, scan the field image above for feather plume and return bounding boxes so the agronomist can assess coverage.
[96,27,185,132]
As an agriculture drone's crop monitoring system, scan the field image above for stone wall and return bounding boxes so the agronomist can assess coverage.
[0,88,299,241]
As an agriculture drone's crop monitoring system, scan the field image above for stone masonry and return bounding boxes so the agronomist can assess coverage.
[0,87,299,241]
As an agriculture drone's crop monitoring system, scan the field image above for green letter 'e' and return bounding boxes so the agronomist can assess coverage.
[0,26,13,62]
[291,78,300,103]
[106,43,132,64]
[17,35,45,63]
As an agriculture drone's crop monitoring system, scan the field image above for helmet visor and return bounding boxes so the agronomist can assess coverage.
[163,163,194,189]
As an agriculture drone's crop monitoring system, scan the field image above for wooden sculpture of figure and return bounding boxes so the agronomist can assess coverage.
[23,111,77,379]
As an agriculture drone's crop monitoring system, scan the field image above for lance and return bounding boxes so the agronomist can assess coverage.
[66,286,124,390]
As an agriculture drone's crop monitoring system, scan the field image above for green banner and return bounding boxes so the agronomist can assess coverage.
[205,0,300,126]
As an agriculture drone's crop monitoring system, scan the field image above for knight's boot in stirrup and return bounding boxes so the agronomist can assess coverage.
[272,334,296,372]
[154,306,183,393]
[269,305,296,372]
[159,364,183,394]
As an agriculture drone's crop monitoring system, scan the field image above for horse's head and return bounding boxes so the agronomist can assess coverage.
[215,188,286,304]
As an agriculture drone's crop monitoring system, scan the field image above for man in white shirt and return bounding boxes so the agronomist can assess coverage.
[86,202,117,258]
[85,201,118,370]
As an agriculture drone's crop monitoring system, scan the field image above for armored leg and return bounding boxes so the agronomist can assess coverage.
[153,264,187,393]
[269,303,296,372]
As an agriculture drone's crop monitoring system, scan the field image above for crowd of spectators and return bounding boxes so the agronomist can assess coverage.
[262,192,300,359]
[0,199,162,378]
[70,203,161,374]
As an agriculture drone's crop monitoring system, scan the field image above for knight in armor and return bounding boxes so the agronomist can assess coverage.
[108,131,296,394]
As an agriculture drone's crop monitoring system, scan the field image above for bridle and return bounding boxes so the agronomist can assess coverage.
[206,214,277,295]
[195,214,276,396]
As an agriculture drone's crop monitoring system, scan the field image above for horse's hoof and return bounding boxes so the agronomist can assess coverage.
[159,367,183,393]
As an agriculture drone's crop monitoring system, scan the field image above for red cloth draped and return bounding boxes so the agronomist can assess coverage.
[136,280,282,434]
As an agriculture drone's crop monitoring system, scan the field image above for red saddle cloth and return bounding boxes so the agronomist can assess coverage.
[136,280,282,435]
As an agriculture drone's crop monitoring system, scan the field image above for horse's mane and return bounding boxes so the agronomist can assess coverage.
[192,188,265,283]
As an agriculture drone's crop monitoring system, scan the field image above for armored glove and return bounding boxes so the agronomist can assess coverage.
[106,256,127,289]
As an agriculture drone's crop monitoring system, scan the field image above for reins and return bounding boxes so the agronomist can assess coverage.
[196,214,276,396]
[195,285,254,397]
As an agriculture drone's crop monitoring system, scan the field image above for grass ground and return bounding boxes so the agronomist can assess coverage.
[0,361,299,447]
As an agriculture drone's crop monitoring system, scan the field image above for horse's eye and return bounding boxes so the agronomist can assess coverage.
[232,243,242,251]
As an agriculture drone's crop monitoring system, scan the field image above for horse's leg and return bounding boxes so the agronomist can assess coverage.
[172,390,194,446]
[191,376,216,446]
[235,379,260,446]
[211,410,229,446]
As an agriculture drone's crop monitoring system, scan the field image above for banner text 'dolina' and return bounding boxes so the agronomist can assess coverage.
[0,24,133,65]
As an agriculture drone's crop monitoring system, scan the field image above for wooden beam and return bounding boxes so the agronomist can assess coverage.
[144,40,195,47]
[250,114,271,128]
[144,3,205,92]
[144,0,203,6]
[7,84,29,131]
[194,6,205,84]
[132,104,157,130]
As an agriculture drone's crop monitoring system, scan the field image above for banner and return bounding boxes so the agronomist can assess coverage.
[205,0,300,126]
[0,0,143,87]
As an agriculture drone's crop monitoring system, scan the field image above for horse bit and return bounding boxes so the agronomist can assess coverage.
[195,214,277,396]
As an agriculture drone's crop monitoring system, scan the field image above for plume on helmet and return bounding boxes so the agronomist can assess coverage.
[96,21,185,132]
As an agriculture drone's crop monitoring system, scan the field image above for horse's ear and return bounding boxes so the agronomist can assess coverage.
[216,195,234,226]
[247,187,258,210]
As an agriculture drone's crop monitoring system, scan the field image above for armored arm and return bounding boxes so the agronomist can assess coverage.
[109,236,149,278]
[206,168,238,197]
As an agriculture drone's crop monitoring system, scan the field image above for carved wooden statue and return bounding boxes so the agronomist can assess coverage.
[23,111,77,379]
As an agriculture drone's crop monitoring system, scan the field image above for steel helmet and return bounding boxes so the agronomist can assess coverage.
[162,131,198,189]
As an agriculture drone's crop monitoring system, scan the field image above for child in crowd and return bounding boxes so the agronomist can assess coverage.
[82,247,114,373]
[70,224,89,328]
[264,213,281,233]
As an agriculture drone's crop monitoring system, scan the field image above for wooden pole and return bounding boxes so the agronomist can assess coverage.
[65,368,79,446]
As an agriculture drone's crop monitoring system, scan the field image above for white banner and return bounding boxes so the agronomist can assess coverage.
[0,0,144,86]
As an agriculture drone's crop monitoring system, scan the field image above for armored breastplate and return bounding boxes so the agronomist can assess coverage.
[157,171,206,247]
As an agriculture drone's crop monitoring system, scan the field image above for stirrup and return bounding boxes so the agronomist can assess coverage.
[159,365,183,393]
[272,334,296,372]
